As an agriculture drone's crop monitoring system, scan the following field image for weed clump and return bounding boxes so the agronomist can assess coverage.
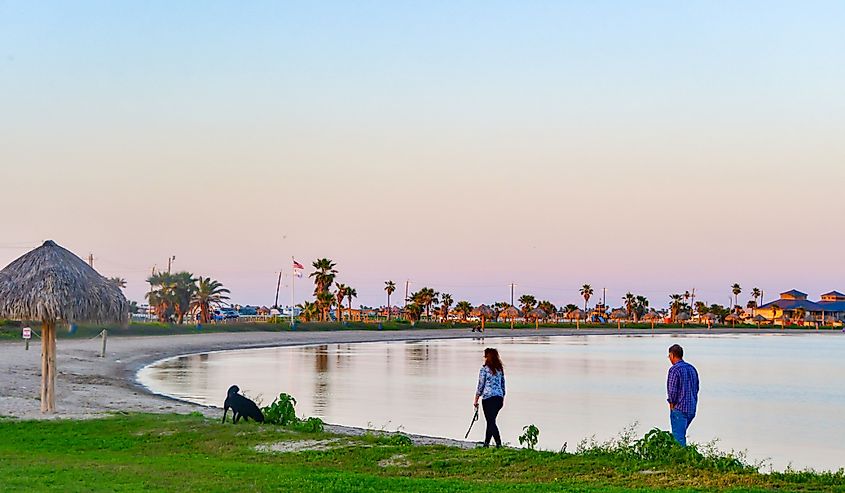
[262,393,324,432]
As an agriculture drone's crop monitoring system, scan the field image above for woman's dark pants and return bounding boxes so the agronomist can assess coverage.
[481,396,503,447]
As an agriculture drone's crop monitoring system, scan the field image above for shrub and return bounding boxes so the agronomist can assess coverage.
[262,393,298,426]
[519,424,540,450]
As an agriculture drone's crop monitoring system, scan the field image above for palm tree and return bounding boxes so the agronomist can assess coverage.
[440,293,453,322]
[345,286,357,321]
[580,284,593,313]
[731,283,742,311]
[751,287,762,314]
[454,301,473,321]
[404,302,423,325]
[747,300,758,316]
[635,296,649,320]
[537,300,557,319]
[146,271,175,322]
[190,277,230,323]
[410,287,439,320]
[171,272,197,324]
[683,291,691,308]
[695,301,708,315]
[384,281,396,321]
[108,277,127,289]
[316,290,335,321]
[334,283,348,322]
[296,301,318,322]
[623,292,637,322]
[669,294,684,322]
[310,259,337,296]
[518,294,537,316]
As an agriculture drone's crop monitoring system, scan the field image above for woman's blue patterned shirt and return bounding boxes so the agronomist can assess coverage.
[476,365,506,399]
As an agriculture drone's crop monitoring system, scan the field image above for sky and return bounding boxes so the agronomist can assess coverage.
[1,1,844,309]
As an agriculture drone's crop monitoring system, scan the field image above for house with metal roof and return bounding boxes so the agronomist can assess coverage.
[817,291,845,317]
[757,289,845,324]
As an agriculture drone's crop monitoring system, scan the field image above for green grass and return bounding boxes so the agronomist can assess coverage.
[0,414,841,492]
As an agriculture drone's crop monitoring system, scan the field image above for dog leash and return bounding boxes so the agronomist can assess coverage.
[464,406,479,439]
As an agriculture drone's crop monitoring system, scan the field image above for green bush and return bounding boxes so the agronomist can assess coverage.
[519,424,540,450]
[262,393,298,426]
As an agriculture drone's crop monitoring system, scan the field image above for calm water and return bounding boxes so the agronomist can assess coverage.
[138,334,845,471]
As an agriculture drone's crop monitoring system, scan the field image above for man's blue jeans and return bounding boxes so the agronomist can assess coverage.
[670,408,695,446]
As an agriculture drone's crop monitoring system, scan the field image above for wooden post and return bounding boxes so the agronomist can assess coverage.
[41,320,56,413]
[100,329,108,358]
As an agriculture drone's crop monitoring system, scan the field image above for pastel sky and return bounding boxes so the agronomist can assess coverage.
[2,1,844,309]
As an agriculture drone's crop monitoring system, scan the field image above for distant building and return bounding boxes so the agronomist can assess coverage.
[757,289,845,324]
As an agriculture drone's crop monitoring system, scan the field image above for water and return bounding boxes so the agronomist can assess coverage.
[137,333,845,471]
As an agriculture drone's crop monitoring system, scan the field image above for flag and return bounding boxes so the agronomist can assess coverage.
[292,259,304,270]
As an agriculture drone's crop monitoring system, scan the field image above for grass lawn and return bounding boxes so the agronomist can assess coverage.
[0,414,841,492]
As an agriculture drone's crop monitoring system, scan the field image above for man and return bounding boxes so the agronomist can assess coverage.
[666,344,699,446]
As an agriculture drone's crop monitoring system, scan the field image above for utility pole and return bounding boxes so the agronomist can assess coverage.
[167,255,175,273]
[87,253,94,268]
[602,287,607,307]
[691,288,696,314]
[510,283,515,307]
[404,280,410,306]
[274,270,282,308]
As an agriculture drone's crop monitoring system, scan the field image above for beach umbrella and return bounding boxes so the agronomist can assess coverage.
[752,314,767,329]
[567,308,585,329]
[0,240,128,413]
[724,313,740,328]
[527,307,546,329]
[642,311,661,330]
[610,308,627,330]
[499,305,520,329]
[676,311,691,328]
[471,304,494,330]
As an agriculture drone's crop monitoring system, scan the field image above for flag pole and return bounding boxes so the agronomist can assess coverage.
[290,257,295,327]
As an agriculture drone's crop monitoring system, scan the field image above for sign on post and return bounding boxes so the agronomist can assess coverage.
[23,327,31,351]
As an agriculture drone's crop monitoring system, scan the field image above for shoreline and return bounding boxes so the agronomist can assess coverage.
[1,327,839,446]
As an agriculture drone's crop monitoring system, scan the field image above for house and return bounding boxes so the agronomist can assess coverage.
[757,289,845,324]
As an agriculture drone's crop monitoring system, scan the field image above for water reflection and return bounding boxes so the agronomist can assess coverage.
[137,334,845,471]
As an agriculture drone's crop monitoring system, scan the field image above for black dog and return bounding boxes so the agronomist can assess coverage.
[222,385,265,424]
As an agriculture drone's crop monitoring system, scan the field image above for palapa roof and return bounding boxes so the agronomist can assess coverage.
[566,308,585,319]
[471,304,494,317]
[499,306,520,318]
[0,240,128,323]
[610,309,628,319]
[675,311,691,321]
[527,307,547,319]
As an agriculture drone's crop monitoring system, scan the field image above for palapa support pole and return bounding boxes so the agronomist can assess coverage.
[100,329,108,358]
[41,320,56,413]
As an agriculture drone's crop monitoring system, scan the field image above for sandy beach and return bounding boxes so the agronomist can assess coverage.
[0,327,834,422]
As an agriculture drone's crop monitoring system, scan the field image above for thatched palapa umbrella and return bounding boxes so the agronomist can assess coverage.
[499,305,520,330]
[610,308,627,330]
[471,304,494,331]
[527,307,546,329]
[0,240,128,413]
[566,308,585,329]
[676,311,691,328]
[724,313,740,328]
[752,314,767,329]
[642,311,661,330]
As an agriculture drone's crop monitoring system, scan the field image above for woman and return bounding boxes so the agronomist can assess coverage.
[474,347,505,448]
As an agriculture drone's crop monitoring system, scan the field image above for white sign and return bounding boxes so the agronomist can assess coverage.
[22,327,31,340]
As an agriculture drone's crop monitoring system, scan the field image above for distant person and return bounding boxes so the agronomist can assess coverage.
[666,344,699,446]
[474,347,505,448]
